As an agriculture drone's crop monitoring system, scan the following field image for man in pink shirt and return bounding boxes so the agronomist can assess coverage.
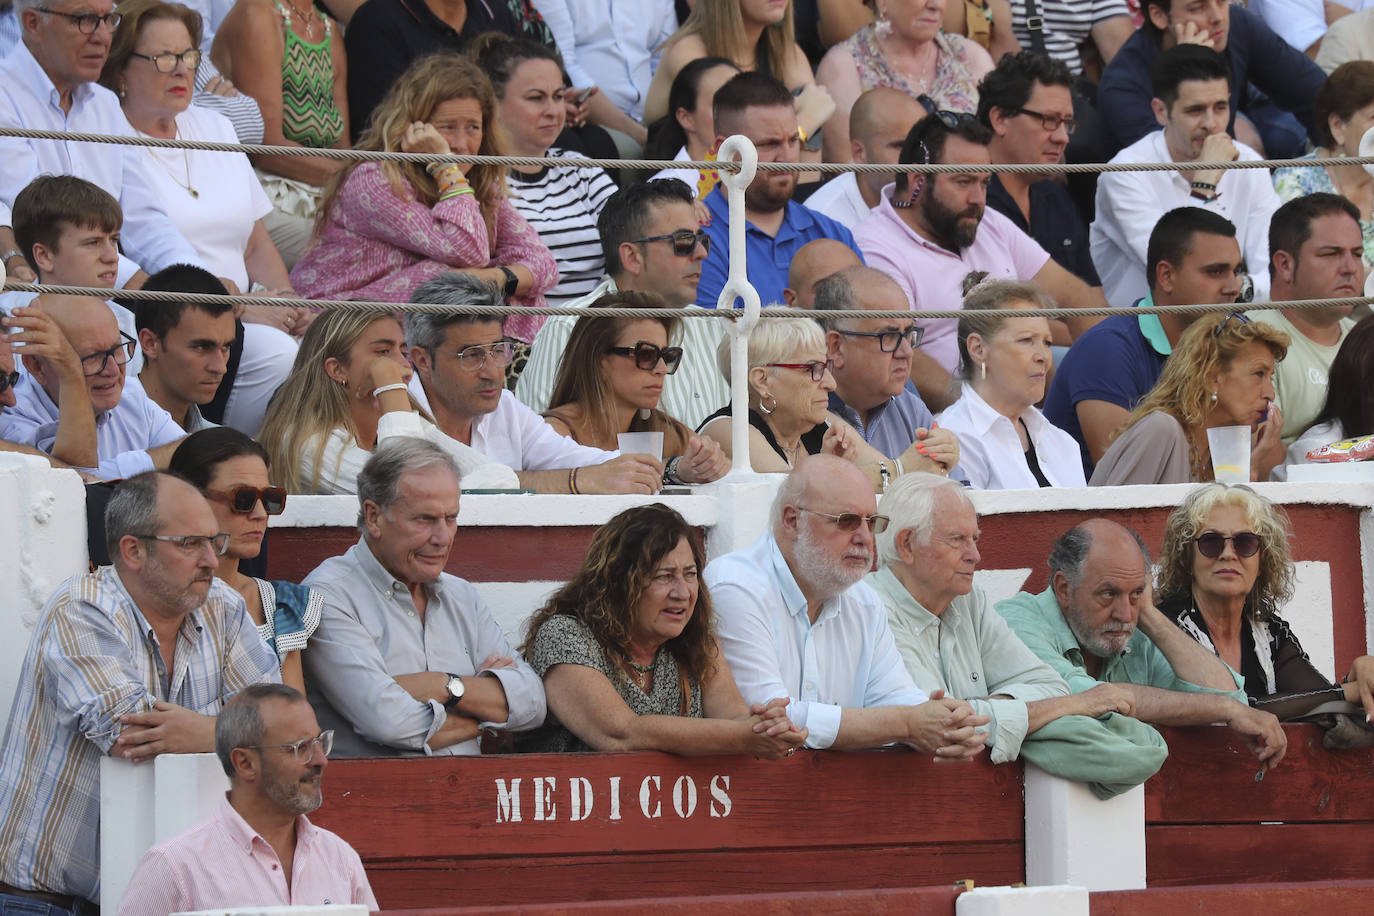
[853,102,1108,412]
[117,684,378,915]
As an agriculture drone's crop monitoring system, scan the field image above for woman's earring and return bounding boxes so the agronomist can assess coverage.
[874,4,893,36]
[1210,390,1218,404]
[980,362,987,381]
[759,393,777,416]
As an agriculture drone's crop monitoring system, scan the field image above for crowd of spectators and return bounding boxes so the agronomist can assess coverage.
[2,0,1374,910]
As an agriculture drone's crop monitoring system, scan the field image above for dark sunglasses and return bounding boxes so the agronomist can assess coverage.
[630,228,711,257]
[918,94,979,130]
[606,340,684,374]
[1194,531,1261,559]
[205,485,288,516]
[765,359,832,382]
[0,370,19,395]
[800,508,890,534]
[1213,311,1251,336]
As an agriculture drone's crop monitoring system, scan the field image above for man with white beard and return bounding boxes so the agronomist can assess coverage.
[704,455,989,757]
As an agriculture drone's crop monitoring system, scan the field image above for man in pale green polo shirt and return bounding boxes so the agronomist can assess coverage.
[997,518,1288,773]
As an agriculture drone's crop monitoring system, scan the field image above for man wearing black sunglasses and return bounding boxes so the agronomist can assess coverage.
[999,519,1286,771]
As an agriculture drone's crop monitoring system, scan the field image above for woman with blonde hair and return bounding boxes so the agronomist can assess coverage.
[258,307,517,494]
[290,53,557,344]
[542,292,730,488]
[1090,314,1289,486]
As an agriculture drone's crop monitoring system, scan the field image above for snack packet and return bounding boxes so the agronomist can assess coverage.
[1306,433,1374,463]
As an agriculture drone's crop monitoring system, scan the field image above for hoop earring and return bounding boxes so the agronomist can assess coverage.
[758,393,777,415]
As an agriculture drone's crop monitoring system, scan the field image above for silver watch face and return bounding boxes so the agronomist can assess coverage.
[447,676,465,700]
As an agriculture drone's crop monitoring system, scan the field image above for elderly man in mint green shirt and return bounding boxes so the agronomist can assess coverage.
[997,518,1287,773]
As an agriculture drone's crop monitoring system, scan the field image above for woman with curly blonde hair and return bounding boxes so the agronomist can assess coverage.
[1090,313,1290,486]
[519,503,805,756]
[290,52,557,343]
[1155,483,1374,719]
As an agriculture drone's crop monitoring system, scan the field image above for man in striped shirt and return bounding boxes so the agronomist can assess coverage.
[0,471,280,914]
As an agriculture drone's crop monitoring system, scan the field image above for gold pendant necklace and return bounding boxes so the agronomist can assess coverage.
[140,126,199,198]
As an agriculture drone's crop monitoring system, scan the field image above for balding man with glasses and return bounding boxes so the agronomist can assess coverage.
[704,456,990,758]
[117,684,377,915]
[0,471,280,915]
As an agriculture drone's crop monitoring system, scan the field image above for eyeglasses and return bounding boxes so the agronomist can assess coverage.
[798,507,890,534]
[0,370,20,395]
[1194,531,1261,559]
[917,94,979,130]
[606,341,684,374]
[764,360,832,382]
[242,730,334,763]
[453,341,514,371]
[79,331,137,377]
[136,533,231,556]
[204,485,287,516]
[834,326,924,353]
[630,228,711,257]
[1010,106,1078,135]
[1213,311,1251,337]
[36,7,121,32]
[129,48,202,73]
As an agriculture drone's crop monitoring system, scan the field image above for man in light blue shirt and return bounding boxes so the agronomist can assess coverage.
[704,454,988,756]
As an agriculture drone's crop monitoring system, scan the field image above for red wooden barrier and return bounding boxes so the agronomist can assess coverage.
[1092,881,1374,915]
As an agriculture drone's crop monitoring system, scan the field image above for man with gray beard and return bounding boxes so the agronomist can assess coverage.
[117,684,378,914]
[704,455,989,757]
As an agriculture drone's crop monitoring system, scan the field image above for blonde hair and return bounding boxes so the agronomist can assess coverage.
[316,53,507,238]
[1156,482,1296,620]
[663,0,796,84]
[258,308,417,494]
[1116,314,1290,479]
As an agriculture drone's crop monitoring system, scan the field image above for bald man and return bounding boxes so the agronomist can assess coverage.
[806,88,926,229]
[0,295,185,478]
[782,239,863,308]
[0,303,98,467]
[704,455,989,757]
[997,519,1287,771]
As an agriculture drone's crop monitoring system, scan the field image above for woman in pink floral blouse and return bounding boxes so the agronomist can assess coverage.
[290,52,558,343]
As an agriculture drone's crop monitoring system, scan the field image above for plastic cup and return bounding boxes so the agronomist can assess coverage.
[1207,425,1251,483]
[617,431,664,461]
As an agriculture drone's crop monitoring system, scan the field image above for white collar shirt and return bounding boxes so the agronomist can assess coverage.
[936,384,1086,489]
[803,172,872,231]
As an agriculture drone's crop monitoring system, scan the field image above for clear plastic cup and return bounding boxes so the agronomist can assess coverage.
[1206,425,1251,483]
[617,431,664,461]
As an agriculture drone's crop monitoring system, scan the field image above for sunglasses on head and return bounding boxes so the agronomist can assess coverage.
[205,485,288,516]
[606,340,684,374]
[917,95,979,131]
[1194,531,1261,559]
[1213,311,1252,337]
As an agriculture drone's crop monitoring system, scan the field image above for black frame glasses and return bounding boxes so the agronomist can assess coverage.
[136,533,231,556]
[1010,106,1078,135]
[242,730,335,763]
[36,7,121,32]
[453,341,514,371]
[79,331,137,377]
[129,48,202,73]
[799,508,890,534]
[606,340,684,374]
[917,94,979,130]
[630,228,711,257]
[0,370,20,395]
[1194,531,1262,559]
[764,359,832,382]
[835,326,924,353]
[205,485,287,516]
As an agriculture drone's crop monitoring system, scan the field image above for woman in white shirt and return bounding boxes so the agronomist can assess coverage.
[937,272,1085,490]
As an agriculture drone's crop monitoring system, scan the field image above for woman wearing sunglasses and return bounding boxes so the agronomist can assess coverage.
[1090,313,1289,487]
[543,292,730,487]
[1156,483,1374,726]
[169,427,318,693]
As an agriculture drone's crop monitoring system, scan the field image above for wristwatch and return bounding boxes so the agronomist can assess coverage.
[499,265,519,298]
[444,673,465,710]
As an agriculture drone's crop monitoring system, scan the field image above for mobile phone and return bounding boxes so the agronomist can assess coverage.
[567,87,594,105]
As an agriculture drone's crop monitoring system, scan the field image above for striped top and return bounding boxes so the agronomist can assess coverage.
[506,148,618,310]
[1008,0,1131,75]
[273,0,345,149]
[0,567,280,901]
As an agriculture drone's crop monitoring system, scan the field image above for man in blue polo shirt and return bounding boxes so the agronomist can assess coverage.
[697,72,860,311]
[1043,207,1242,476]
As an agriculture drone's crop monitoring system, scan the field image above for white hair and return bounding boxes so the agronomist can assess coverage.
[876,472,971,568]
[716,312,825,386]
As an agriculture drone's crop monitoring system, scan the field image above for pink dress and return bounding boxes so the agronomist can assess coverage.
[839,26,985,114]
[290,162,560,342]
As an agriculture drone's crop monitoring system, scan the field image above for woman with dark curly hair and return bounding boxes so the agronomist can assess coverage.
[1156,482,1374,720]
[519,504,806,755]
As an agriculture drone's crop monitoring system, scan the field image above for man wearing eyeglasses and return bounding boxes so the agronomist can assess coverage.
[997,519,1287,772]
[0,471,281,914]
[706,456,991,758]
[978,51,1100,288]
[0,0,206,289]
[405,272,667,495]
[117,684,378,914]
[0,302,100,468]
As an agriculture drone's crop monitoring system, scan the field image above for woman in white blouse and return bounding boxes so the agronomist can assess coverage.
[937,273,1086,490]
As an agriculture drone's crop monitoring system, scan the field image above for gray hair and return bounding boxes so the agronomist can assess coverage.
[215,684,307,777]
[105,471,172,561]
[811,266,903,333]
[13,0,44,19]
[769,465,808,534]
[1047,523,1151,590]
[876,472,970,567]
[716,312,825,384]
[405,273,505,353]
[356,437,461,529]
